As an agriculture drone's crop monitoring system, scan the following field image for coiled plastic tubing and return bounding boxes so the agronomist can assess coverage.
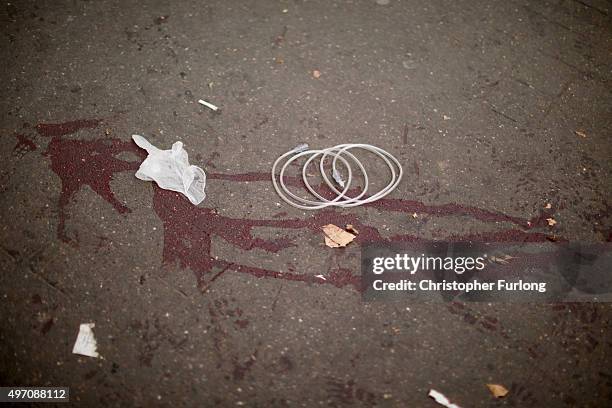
[271,143,403,210]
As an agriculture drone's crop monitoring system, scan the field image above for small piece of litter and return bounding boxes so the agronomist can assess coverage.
[544,203,552,209]
[574,130,587,138]
[486,384,509,398]
[443,115,451,120]
[322,224,356,248]
[546,218,557,226]
[315,275,326,280]
[72,323,99,358]
[428,389,462,408]
[312,70,321,79]
[198,99,219,111]
[412,212,418,218]
[489,254,514,265]
[345,224,359,235]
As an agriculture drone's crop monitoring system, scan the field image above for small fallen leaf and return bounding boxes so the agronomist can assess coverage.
[322,224,355,247]
[574,130,587,138]
[544,203,552,209]
[312,70,321,79]
[324,236,341,248]
[486,384,508,398]
[546,218,557,226]
[346,224,359,235]
[275,57,284,64]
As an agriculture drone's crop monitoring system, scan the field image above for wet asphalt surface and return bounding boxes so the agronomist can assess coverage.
[1,0,611,407]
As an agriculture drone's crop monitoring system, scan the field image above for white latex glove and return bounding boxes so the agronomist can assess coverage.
[132,134,206,205]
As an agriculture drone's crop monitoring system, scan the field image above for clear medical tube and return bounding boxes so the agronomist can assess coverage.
[271,143,403,210]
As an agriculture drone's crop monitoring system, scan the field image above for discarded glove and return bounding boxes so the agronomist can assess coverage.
[132,134,206,205]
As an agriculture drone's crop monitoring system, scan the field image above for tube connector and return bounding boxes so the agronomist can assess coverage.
[291,143,310,153]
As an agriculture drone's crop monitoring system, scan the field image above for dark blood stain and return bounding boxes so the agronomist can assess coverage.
[326,378,377,405]
[233,352,257,381]
[463,313,477,325]
[153,181,383,290]
[41,128,568,291]
[13,133,36,154]
[372,198,529,227]
[481,320,497,331]
[234,319,249,329]
[208,172,271,182]
[44,136,143,242]
[40,317,54,334]
[277,355,293,373]
[446,229,556,242]
[327,268,361,289]
[36,119,102,137]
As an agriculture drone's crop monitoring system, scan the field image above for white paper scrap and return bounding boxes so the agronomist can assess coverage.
[428,389,462,408]
[72,323,99,358]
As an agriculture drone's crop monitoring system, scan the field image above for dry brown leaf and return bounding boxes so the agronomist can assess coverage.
[546,218,557,226]
[486,384,508,398]
[312,70,321,79]
[346,224,359,235]
[324,236,341,248]
[322,224,355,247]
[574,130,587,138]
[544,203,552,209]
